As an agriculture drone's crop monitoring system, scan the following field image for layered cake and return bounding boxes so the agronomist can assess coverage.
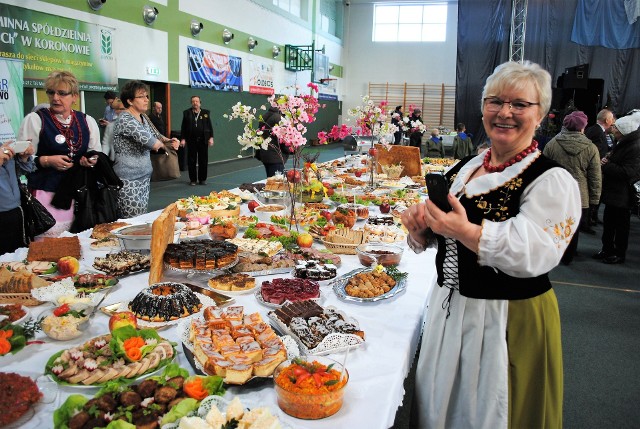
[208,273,256,292]
[293,260,337,281]
[164,240,238,270]
[128,282,202,322]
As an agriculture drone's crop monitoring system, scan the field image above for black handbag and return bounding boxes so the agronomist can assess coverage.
[16,174,56,241]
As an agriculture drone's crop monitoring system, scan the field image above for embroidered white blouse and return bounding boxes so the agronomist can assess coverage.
[409,150,581,278]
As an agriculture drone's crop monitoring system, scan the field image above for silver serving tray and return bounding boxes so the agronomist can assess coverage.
[332,268,408,303]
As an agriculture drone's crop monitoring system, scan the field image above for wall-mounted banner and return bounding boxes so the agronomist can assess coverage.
[188,46,242,92]
[0,4,117,91]
[0,58,24,142]
[248,60,274,95]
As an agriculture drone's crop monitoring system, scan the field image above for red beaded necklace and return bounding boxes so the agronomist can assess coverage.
[47,109,84,158]
[482,140,538,173]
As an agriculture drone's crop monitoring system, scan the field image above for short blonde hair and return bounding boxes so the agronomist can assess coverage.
[44,70,79,96]
[430,128,439,136]
[481,61,552,119]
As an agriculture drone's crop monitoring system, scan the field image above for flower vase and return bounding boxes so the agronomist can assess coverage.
[367,137,377,191]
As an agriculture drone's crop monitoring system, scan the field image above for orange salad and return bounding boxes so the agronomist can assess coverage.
[274,358,348,419]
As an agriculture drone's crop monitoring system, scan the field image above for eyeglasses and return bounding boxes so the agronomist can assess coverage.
[483,97,540,114]
[135,94,149,99]
[45,89,72,97]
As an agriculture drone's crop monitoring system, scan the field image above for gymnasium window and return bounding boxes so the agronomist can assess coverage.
[373,3,447,42]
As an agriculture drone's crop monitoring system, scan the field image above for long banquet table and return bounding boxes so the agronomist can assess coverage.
[1,201,437,429]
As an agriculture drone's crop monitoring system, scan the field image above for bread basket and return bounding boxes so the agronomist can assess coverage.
[322,229,365,254]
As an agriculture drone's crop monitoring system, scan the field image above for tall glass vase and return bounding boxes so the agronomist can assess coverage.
[367,136,377,191]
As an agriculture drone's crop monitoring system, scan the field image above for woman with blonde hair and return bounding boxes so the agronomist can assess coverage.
[403,61,581,428]
[18,70,101,236]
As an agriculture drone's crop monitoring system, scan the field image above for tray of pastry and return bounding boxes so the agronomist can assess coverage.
[179,305,299,385]
[268,300,365,356]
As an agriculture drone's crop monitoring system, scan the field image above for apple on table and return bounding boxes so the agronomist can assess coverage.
[296,233,314,248]
[109,311,138,332]
[248,200,260,212]
[57,256,80,276]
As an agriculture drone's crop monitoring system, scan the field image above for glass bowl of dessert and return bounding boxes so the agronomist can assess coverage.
[356,242,404,267]
[273,356,348,420]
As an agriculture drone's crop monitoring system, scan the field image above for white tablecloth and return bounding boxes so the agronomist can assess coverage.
[1,205,437,429]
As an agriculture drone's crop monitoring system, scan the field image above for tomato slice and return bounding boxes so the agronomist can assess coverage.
[53,303,70,317]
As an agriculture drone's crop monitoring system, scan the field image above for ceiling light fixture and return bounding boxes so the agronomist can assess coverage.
[143,5,158,25]
[87,0,106,11]
[248,37,258,51]
[222,29,234,44]
[190,20,203,37]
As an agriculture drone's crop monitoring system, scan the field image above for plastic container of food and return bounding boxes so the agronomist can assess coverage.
[356,242,403,267]
[254,204,287,223]
[273,356,348,419]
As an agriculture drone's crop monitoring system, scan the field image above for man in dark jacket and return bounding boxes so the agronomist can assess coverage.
[180,95,214,185]
[585,108,615,225]
[593,113,640,264]
[149,101,166,136]
[256,106,289,177]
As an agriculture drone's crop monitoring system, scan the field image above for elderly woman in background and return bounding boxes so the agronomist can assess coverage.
[18,70,100,237]
[543,110,601,264]
[0,142,35,255]
[402,61,581,428]
[101,98,125,162]
[114,80,179,217]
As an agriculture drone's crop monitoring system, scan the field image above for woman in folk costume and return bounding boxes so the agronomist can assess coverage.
[402,61,581,429]
[18,70,101,237]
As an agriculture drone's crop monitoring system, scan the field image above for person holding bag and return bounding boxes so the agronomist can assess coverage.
[147,112,181,182]
[113,80,179,217]
[0,141,36,255]
[18,70,102,237]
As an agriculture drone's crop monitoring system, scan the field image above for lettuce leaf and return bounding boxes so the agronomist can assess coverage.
[53,394,89,429]
[105,421,136,429]
[160,398,200,425]
[202,376,225,396]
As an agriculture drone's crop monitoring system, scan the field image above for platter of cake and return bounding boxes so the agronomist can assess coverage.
[230,251,296,277]
[254,277,324,309]
[207,273,258,295]
[102,282,218,329]
[268,300,365,355]
[332,266,408,303]
[163,240,239,275]
[291,259,338,286]
[179,305,299,385]
[92,250,151,277]
[44,325,176,387]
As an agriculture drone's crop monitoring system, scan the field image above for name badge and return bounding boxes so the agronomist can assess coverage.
[55,134,66,144]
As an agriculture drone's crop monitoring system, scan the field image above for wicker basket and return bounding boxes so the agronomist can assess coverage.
[322,229,365,255]
[0,293,42,306]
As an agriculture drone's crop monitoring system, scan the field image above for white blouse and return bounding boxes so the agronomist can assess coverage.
[410,150,582,278]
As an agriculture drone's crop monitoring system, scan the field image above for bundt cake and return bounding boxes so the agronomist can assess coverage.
[128,282,202,322]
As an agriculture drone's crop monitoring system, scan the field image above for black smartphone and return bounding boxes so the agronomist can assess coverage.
[425,173,452,212]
